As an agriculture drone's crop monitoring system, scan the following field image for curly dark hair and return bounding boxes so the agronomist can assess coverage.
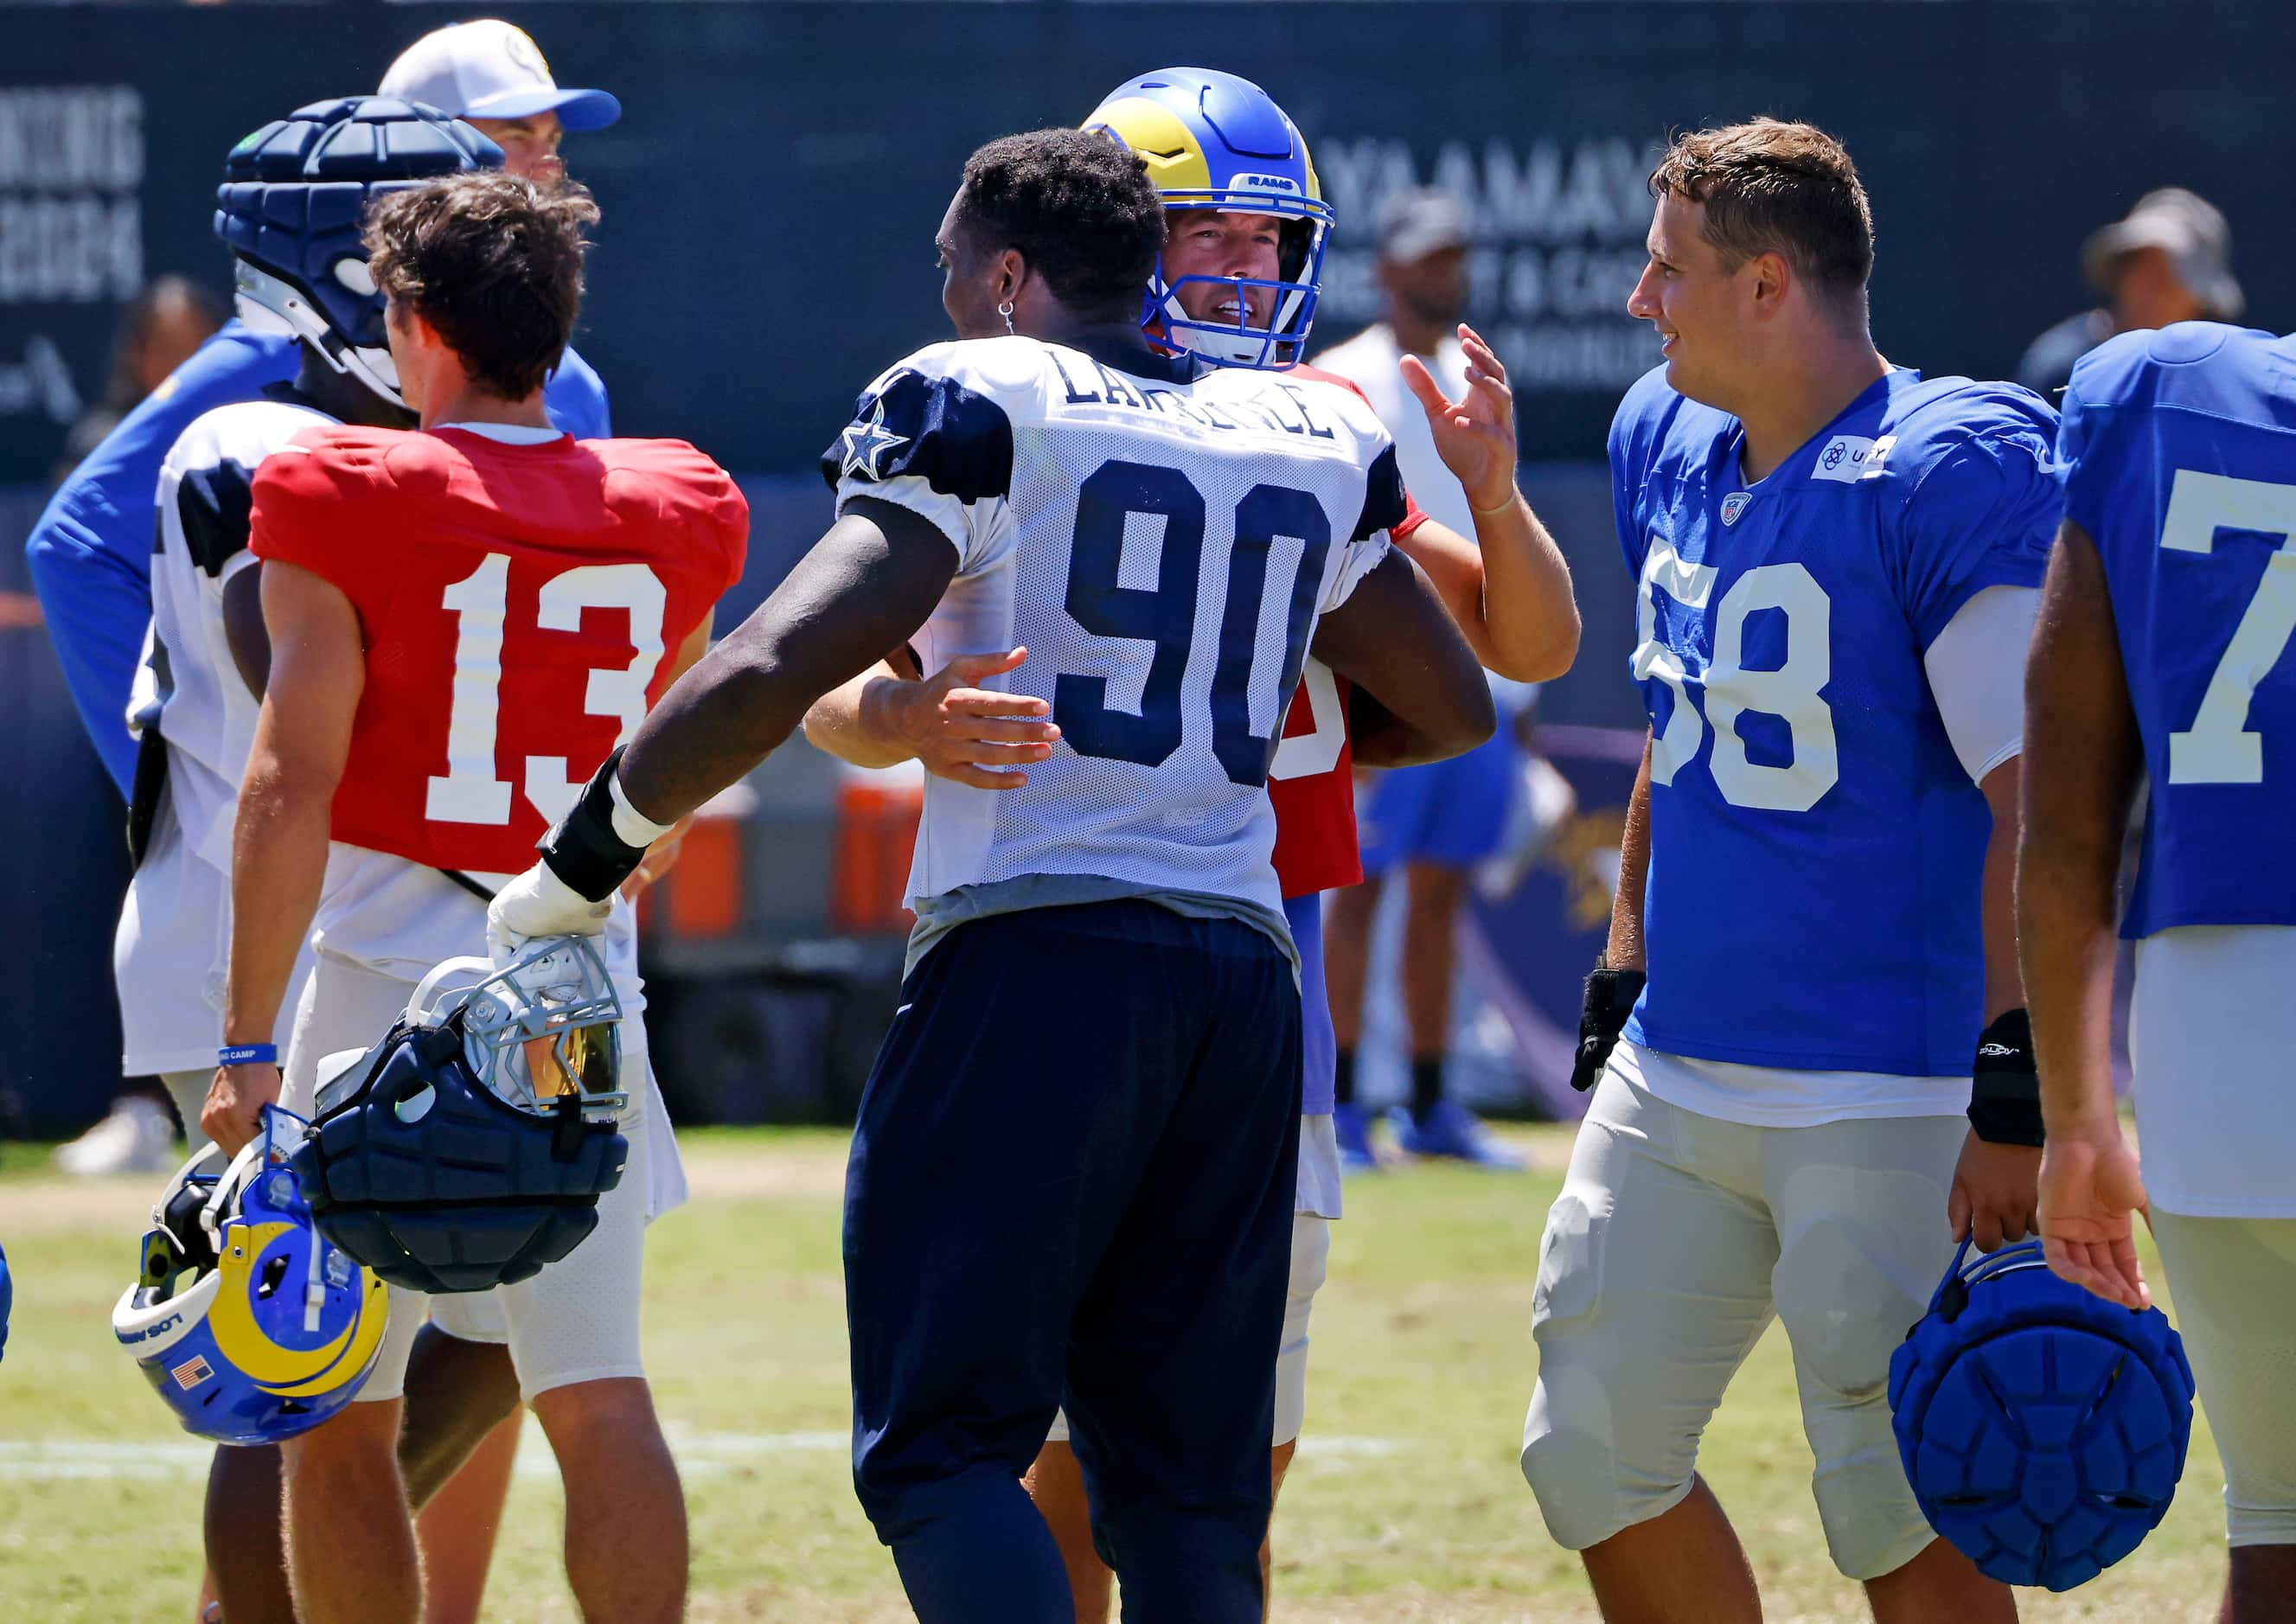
[364,172,599,400]
[956,129,1166,322]
[1649,118,1873,310]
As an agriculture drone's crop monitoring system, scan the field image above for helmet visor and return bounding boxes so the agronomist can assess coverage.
[454,937,627,1119]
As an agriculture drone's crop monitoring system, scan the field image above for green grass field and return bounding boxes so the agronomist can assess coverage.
[0,1125,2227,1621]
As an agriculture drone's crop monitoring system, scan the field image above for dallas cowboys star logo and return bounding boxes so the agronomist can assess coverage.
[838,400,909,481]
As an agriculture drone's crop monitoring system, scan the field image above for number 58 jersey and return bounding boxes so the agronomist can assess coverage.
[2060,323,2296,937]
[825,336,1402,956]
[1610,365,2059,1077]
[250,426,749,876]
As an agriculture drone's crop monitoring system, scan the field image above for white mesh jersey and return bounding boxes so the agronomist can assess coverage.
[115,396,334,1072]
[824,336,1404,964]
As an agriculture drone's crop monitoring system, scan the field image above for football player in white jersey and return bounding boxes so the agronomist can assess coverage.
[490,127,1493,1622]
[121,99,536,1624]
[804,71,1581,1622]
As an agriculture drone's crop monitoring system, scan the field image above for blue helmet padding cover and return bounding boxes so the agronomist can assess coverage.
[214,97,501,353]
[291,1018,627,1295]
[1888,1238,2196,1592]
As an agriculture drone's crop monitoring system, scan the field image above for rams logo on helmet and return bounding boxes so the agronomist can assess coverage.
[112,1109,389,1446]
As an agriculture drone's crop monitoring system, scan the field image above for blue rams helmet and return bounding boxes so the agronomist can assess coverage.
[111,1109,388,1445]
[291,937,630,1295]
[1085,68,1333,369]
[214,96,501,408]
[1888,1238,2196,1591]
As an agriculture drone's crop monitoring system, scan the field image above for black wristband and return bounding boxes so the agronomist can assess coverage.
[538,747,650,905]
[1585,967,1646,1025]
[1967,1007,2043,1148]
[1571,964,1646,1092]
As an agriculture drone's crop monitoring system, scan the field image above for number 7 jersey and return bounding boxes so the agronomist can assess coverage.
[825,335,1402,957]
[2060,323,2296,937]
[1610,364,2059,1077]
[249,425,748,876]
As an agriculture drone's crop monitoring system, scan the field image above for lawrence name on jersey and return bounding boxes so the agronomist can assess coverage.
[1611,364,2059,1082]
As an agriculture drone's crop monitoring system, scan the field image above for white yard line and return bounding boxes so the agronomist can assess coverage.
[0,1429,1404,1483]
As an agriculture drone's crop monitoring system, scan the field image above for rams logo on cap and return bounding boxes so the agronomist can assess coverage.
[501,25,551,80]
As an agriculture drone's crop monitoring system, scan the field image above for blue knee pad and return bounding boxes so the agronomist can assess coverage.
[1888,1239,2196,1591]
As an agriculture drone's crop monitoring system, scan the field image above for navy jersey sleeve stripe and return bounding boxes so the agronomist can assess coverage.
[176,457,259,578]
[820,367,1014,503]
[1350,444,1407,542]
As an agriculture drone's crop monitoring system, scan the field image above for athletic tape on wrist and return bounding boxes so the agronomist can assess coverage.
[538,747,652,904]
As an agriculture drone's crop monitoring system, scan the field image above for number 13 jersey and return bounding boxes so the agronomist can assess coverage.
[825,336,1403,965]
[1609,364,2059,1077]
[250,425,749,878]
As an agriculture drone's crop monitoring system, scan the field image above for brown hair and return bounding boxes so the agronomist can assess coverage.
[365,172,598,400]
[1648,119,1873,309]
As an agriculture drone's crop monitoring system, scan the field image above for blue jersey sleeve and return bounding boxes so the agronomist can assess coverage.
[2056,329,2159,541]
[544,343,611,439]
[1888,406,2062,649]
[23,323,294,794]
[1608,366,1673,582]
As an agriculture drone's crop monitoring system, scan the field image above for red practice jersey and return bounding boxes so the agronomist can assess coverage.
[251,426,749,875]
[1265,363,1429,898]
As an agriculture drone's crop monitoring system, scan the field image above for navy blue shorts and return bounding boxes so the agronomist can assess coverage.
[845,899,1303,1624]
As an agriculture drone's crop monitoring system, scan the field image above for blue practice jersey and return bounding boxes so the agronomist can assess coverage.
[1611,365,2060,1075]
[2059,323,2296,937]
[25,320,611,796]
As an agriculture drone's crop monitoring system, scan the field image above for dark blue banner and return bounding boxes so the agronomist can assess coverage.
[4,2,2290,484]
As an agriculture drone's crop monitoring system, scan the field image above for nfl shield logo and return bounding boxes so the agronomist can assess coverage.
[1720,491,1751,526]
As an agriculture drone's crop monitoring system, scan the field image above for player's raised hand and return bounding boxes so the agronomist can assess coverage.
[1401,323,1521,515]
[2038,1123,2152,1310]
[203,1061,280,1158]
[883,648,1060,790]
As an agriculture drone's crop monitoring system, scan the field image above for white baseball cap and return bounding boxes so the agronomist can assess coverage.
[379,20,620,132]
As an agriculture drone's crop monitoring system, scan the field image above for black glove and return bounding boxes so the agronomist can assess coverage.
[1967,1007,2043,1147]
[1571,964,1646,1092]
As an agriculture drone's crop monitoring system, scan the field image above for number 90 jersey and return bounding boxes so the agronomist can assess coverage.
[250,426,749,875]
[1610,365,2059,1077]
[2061,323,2296,938]
[825,336,1402,945]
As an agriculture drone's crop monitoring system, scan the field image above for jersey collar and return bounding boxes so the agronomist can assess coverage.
[1723,366,1917,495]
[1072,330,1205,386]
